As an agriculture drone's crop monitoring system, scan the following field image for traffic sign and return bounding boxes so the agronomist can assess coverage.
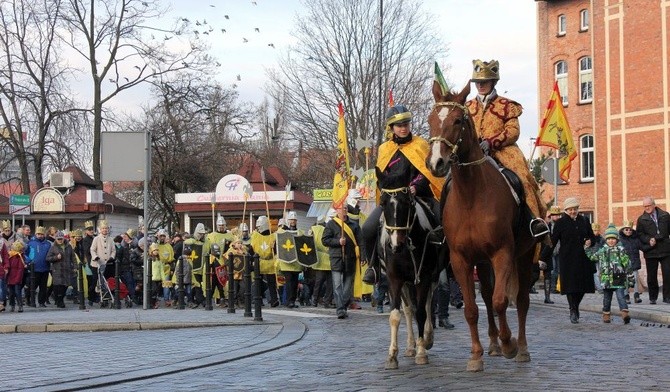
[10,193,31,215]
[10,194,30,205]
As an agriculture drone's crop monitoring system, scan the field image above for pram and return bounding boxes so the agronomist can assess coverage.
[95,264,114,308]
[106,277,133,308]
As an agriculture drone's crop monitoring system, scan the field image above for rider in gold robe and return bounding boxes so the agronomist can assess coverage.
[466,59,549,239]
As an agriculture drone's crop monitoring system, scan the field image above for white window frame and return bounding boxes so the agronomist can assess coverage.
[580,135,594,182]
[579,57,593,103]
[555,61,568,106]
[580,9,589,31]
[558,14,567,36]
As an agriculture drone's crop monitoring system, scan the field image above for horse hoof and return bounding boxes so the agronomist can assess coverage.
[425,341,434,350]
[502,338,518,359]
[385,358,399,370]
[515,351,531,362]
[466,359,484,372]
[488,343,502,357]
[404,348,416,357]
[415,354,429,365]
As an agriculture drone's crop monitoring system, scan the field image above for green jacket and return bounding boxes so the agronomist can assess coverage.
[589,244,630,289]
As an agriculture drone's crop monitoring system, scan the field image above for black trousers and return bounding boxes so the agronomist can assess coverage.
[282,271,300,304]
[34,271,50,305]
[645,255,670,302]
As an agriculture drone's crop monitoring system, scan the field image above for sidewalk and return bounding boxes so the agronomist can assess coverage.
[528,289,670,325]
[2,290,670,334]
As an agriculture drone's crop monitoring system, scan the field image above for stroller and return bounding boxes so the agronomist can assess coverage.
[106,277,133,308]
[96,264,114,308]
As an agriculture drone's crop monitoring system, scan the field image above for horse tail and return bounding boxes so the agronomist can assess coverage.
[506,259,519,307]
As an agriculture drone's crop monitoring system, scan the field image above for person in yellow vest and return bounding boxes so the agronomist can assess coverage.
[184,223,207,308]
[466,59,549,239]
[310,209,335,308]
[206,216,233,305]
[155,229,175,307]
[362,104,446,284]
[251,216,279,307]
[277,211,304,308]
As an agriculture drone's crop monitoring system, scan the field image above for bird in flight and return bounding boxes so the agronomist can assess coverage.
[224,15,230,19]
[255,28,260,32]
[236,74,241,81]
[268,43,275,48]
[243,38,248,43]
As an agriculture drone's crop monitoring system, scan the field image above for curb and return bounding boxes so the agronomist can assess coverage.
[0,320,270,334]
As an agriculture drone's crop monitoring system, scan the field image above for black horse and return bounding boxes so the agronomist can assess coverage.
[376,167,440,369]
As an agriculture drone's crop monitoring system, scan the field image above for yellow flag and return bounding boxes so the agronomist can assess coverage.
[332,102,350,208]
[536,81,577,182]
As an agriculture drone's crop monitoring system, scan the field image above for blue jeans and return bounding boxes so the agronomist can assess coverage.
[0,278,6,302]
[602,288,628,312]
[331,270,353,316]
[374,274,388,309]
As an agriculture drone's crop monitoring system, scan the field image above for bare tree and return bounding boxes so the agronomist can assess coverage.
[121,75,256,230]
[0,0,89,191]
[266,0,445,156]
[61,0,214,185]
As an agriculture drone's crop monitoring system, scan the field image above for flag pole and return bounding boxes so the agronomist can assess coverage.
[282,182,291,223]
[210,193,216,233]
[554,155,559,205]
[261,167,272,234]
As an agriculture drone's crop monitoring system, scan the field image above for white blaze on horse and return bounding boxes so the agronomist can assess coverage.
[376,168,441,369]
[425,81,537,372]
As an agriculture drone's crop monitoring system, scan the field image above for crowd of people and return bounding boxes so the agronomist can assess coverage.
[539,196,670,324]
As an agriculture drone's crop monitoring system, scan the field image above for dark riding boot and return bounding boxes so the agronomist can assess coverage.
[543,278,554,304]
[530,217,550,238]
[363,256,379,285]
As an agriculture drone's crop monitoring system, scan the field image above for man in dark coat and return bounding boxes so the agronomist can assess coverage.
[541,197,595,324]
[636,196,670,304]
[322,205,365,319]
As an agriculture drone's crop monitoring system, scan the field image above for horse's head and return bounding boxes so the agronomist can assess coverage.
[377,167,415,253]
[425,81,482,176]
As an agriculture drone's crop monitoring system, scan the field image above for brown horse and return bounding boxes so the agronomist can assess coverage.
[424,81,536,372]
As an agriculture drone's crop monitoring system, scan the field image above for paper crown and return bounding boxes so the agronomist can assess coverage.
[2,220,10,230]
[471,59,500,81]
[84,220,95,229]
[621,220,634,229]
[548,206,562,215]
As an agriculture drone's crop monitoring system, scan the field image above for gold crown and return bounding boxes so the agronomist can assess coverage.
[471,59,500,81]
[1,220,10,230]
[548,206,562,215]
[621,220,635,229]
[84,220,95,229]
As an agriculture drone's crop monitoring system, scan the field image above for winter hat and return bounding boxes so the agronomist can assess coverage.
[604,223,618,240]
[563,197,579,210]
[54,231,65,239]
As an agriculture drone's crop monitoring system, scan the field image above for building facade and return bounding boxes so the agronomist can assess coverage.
[537,0,670,226]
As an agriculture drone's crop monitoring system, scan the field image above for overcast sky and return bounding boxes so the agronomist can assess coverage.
[111,0,540,155]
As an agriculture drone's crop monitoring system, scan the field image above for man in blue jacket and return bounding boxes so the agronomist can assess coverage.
[25,226,53,307]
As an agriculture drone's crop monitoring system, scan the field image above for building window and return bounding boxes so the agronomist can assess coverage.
[555,60,568,106]
[580,9,589,31]
[580,134,594,181]
[579,57,593,103]
[558,14,566,36]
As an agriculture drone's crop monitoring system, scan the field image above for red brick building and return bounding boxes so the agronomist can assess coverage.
[536,0,669,226]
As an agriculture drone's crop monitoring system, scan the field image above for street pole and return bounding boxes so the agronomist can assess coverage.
[378,0,383,146]
[142,129,151,310]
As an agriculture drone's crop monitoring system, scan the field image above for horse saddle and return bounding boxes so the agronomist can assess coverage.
[497,166,525,206]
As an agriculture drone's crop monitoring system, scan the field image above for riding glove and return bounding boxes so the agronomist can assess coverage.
[479,139,490,155]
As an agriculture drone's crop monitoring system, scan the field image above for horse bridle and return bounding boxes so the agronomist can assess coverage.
[380,187,415,231]
[428,101,487,167]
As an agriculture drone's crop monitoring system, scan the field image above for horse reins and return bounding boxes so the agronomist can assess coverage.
[428,101,487,167]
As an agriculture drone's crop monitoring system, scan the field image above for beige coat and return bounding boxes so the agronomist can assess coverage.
[90,235,116,268]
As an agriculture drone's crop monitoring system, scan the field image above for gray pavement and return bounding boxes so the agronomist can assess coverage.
[1,292,670,391]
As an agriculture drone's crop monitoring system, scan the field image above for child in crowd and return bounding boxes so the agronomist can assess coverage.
[589,223,631,324]
[149,243,164,309]
[6,241,27,312]
[618,220,643,304]
[226,231,247,308]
